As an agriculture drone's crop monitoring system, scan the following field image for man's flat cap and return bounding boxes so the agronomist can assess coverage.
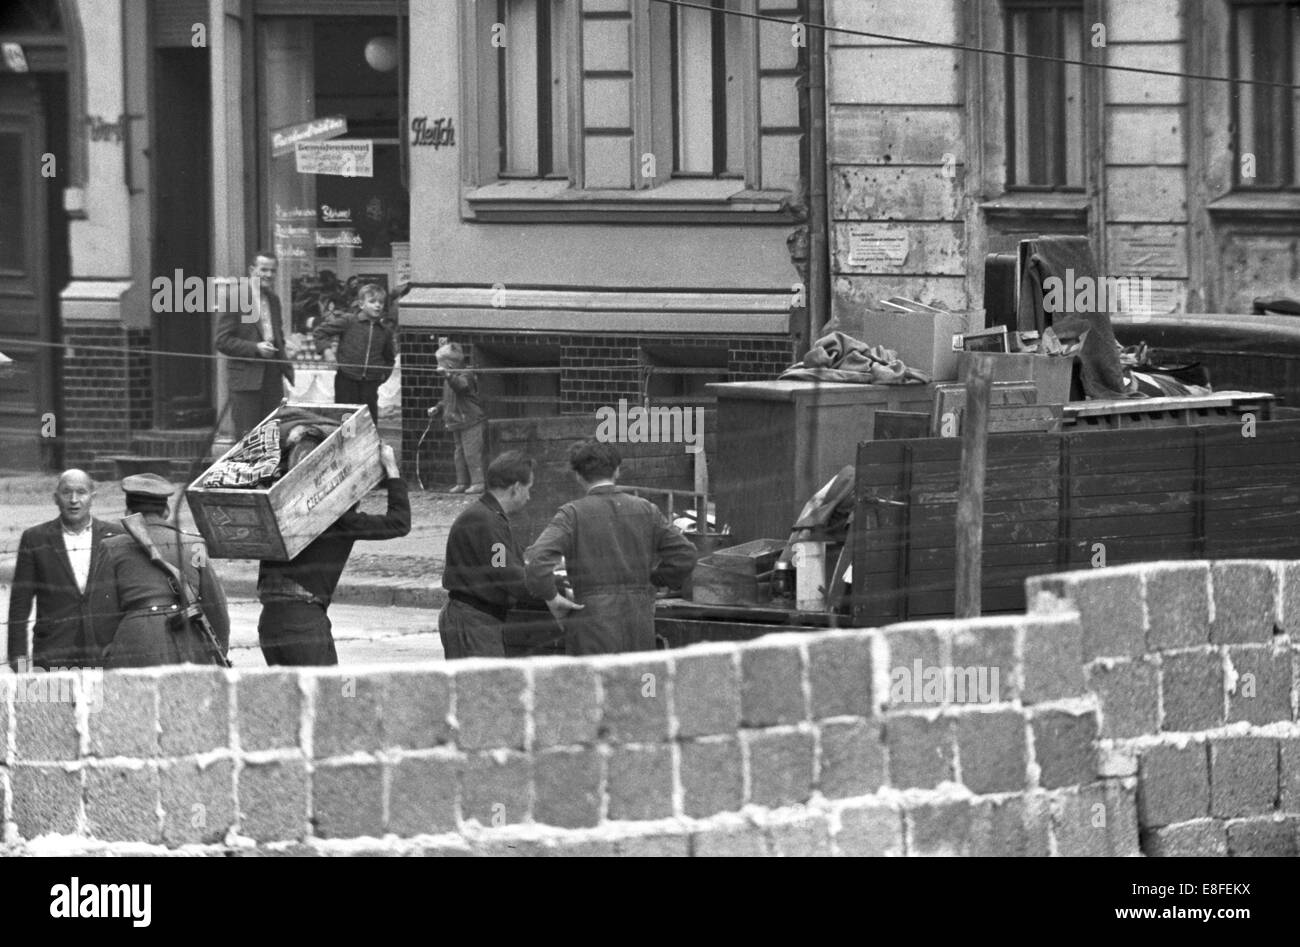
[121,473,175,498]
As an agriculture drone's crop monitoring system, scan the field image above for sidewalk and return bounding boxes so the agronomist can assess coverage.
[0,474,471,606]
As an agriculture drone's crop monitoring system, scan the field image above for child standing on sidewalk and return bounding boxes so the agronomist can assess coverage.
[427,340,486,493]
[313,283,396,427]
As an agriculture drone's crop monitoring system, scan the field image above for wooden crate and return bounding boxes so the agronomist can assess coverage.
[185,403,383,560]
[689,538,785,606]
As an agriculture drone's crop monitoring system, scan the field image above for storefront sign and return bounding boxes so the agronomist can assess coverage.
[410,116,455,148]
[275,204,316,220]
[320,204,353,223]
[295,140,373,177]
[271,115,348,157]
[315,229,363,248]
[2,43,28,73]
[274,223,311,239]
[847,227,910,267]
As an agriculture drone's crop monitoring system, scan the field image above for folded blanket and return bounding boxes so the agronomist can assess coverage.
[202,421,281,488]
[780,331,931,385]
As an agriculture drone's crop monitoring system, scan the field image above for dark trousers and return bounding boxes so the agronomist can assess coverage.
[232,371,286,438]
[335,374,381,426]
[451,421,486,487]
[438,598,505,659]
[258,601,338,666]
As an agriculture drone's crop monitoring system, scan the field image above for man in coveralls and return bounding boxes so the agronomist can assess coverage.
[89,474,231,668]
[524,439,696,655]
[256,443,409,665]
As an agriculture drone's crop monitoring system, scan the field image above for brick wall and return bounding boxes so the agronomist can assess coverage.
[4,558,1292,856]
[401,331,792,489]
[61,324,153,479]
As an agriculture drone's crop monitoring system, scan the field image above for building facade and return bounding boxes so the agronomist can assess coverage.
[3,0,1298,477]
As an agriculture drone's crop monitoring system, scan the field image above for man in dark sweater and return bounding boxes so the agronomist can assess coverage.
[256,443,410,665]
[439,451,540,658]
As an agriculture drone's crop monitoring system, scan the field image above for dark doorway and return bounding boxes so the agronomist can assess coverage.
[151,46,212,428]
[0,74,57,470]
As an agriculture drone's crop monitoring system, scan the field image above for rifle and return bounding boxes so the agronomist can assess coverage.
[119,513,232,668]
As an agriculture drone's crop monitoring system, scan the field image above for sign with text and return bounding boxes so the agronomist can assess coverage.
[847,227,911,267]
[295,140,373,178]
[271,115,347,157]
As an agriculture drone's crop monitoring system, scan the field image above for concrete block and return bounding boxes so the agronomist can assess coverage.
[908,800,971,856]
[453,665,527,751]
[616,832,691,857]
[679,738,743,818]
[1145,563,1209,650]
[387,755,459,837]
[739,645,806,726]
[85,765,161,844]
[1138,743,1209,828]
[1026,568,1145,661]
[767,812,832,857]
[533,747,603,829]
[1161,651,1224,732]
[950,622,1017,704]
[956,709,1028,794]
[381,669,453,749]
[533,662,601,748]
[1144,819,1227,856]
[11,765,80,838]
[461,752,530,827]
[1225,646,1291,726]
[1209,737,1278,818]
[598,657,671,744]
[970,795,1051,857]
[808,631,875,718]
[885,713,954,789]
[1020,616,1086,703]
[236,670,300,753]
[13,695,79,762]
[819,718,885,799]
[238,759,309,842]
[1086,658,1159,738]
[835,800,904,856]
[881,624,947,710]
[674,650,741,737]
[312,763,384,839]
[607,743,673,821]
[89,671,159,758]
[1226,817,1297,856]
[158,667,229,756]
[160,758,235,846]
[693,821,768,857]
[1031,708,1099,789]
[1210,561,1277,645]
[746,729,815,808]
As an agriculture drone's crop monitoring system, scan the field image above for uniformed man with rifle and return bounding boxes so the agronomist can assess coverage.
[88,474,231,668]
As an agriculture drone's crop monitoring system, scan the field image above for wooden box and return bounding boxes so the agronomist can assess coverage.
[689,538,786,606]
[185,403,383,560]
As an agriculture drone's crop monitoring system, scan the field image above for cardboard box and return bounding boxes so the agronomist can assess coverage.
[186,403,383,560]
[838,309,975,381]
[956,352,1075,405]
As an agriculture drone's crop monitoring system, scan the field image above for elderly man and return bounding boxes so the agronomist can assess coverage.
[6,469,118,671]
[216,249,295,437]
[524,440,697,655]
[88,474,230,668]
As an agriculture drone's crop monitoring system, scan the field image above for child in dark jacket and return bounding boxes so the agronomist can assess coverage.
[427,340,486,493]
[313,283,396,426]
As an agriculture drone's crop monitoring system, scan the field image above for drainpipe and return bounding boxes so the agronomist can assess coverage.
[806,0,829,341]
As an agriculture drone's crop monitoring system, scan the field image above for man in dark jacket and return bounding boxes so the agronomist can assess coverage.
[216,250,295,437]
[88,475,230,669]
[256,443,410,665]
[440,451,540,658]
[6,469,118,671]
[525,440,697,655]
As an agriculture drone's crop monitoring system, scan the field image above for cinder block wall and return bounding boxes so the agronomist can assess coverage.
[2,559,1296,856]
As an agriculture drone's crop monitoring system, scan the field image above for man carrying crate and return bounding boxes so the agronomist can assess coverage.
[255,443,409,665]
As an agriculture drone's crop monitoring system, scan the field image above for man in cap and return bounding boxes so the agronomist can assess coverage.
[6,469,119,671]
[256,442,409,665]
[216,249,295,438]
[87,474,230,668]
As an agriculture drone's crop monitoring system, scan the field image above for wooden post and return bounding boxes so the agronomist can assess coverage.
[955,354,993,618]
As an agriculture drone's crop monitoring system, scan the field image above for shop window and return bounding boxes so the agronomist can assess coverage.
[258,15,410,339]
[474,343,562,419]
[1229,0,1300,189]
[1004,0,1086,190]
[641,344,727,407]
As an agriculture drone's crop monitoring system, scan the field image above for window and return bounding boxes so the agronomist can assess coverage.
[1230,0,1300,188]
[669,0,744,177]
[641,344,727,407]
[474,343,562,419]
[498,0,570,178]
[1005,0,1086,189]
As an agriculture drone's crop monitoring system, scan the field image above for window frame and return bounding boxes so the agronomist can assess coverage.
[458,0,798,224]
[1225,0,1300,191]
